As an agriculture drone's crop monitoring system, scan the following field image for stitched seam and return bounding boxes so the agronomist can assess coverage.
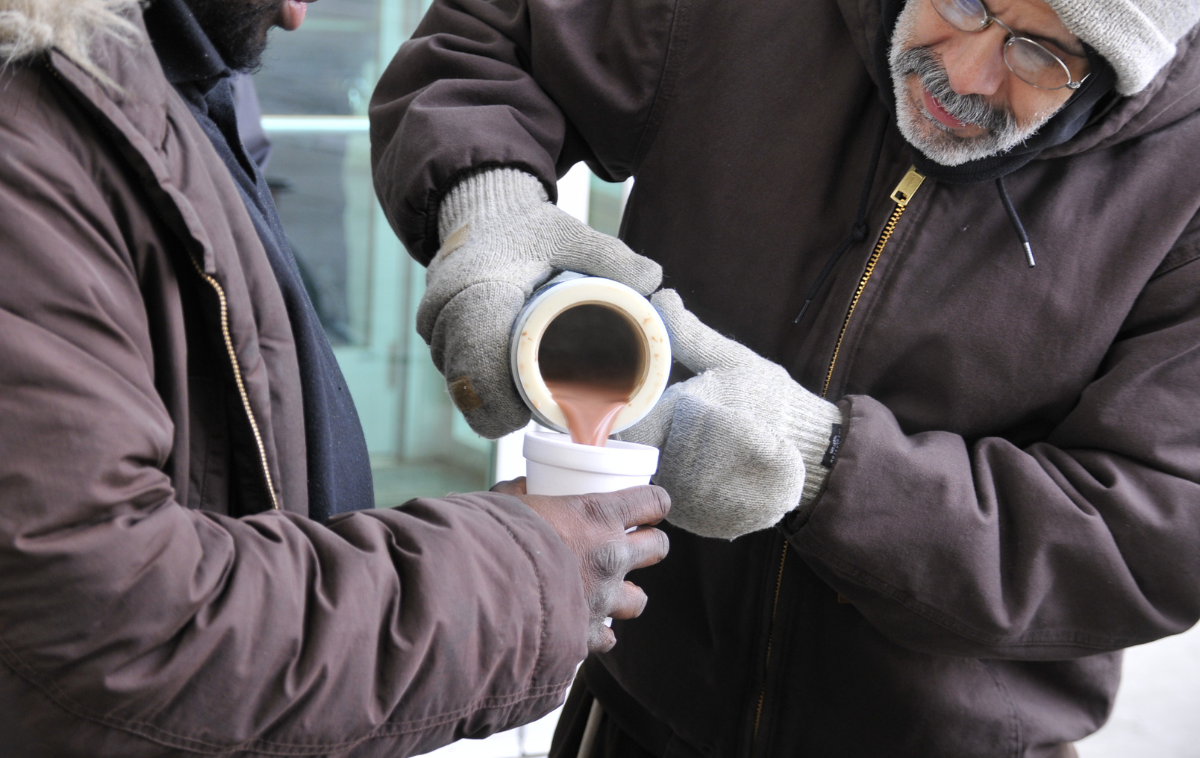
[797,534,1148,650]
[631,0,692,171]
[1150,242,1200,279]
[0,639,571,755]
[980,660,1023,758]
[479,502,551,690]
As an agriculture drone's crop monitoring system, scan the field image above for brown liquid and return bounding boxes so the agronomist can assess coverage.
[545,380,631,447]
[538,303,644,447]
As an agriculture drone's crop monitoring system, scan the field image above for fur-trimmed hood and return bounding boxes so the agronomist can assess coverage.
[0,0,143,85]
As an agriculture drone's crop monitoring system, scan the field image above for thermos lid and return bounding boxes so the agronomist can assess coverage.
[510,273,671,436]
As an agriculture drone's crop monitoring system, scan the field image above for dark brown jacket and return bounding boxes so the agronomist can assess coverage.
[370,0,1200,755]
[0,7,587,756]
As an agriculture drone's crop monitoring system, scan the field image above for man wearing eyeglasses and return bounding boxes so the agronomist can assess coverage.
[371,0,1200,755]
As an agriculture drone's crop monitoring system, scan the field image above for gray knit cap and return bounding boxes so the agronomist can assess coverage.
[1045,0,1200,94]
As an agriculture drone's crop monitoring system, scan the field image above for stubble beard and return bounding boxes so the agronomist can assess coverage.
[888,0,1058,166]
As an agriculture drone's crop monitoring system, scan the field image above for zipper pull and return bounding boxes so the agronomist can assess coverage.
[890,167,925,207]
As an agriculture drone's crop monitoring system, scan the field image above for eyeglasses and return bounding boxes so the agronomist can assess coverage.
[929,0,1089,90]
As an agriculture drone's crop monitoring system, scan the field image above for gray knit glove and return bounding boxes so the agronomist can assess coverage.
[421,168,662,439]
[617,290,844,540]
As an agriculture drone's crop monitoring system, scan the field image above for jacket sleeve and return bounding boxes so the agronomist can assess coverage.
[787,230,1200,660]
[368,0,683,262]
[0,73,587,758]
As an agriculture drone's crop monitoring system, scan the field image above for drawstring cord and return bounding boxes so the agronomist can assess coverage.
[793,122,1037,327]
[996,175,1035,267]
[794,117,890,324]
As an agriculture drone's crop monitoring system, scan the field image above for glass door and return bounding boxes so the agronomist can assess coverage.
[253,0,494,508]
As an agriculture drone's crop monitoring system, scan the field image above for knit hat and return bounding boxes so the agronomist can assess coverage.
[1045,0,1200,94]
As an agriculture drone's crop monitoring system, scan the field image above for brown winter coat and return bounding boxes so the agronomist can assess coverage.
[0,6,587,756]
[370,0,1200,754]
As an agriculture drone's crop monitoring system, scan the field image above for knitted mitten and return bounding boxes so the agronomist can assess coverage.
[421,168,662,439]
[617,290,843,540]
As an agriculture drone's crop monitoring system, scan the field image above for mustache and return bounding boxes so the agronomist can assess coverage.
[894,46,1017,133]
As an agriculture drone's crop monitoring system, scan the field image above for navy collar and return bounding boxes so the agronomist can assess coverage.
[144,0,230,96]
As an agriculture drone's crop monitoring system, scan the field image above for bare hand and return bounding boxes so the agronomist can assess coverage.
[492,478,671,652]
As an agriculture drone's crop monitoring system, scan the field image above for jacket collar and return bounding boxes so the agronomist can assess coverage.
[144,0,231,96]
[47,10,220,274]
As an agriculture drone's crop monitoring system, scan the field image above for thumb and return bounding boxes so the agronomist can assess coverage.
[547,211,663,295]
[651,289,759,374]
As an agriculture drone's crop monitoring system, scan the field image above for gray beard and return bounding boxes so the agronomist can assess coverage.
[887,1,1057,166]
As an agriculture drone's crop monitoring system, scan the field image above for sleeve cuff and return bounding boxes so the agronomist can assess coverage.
[793,396,846,507]
[437,168,549,243]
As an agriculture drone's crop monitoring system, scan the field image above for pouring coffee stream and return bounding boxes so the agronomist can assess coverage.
[538,303,644,447]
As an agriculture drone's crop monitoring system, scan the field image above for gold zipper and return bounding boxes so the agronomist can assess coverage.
[750,541,789,752]
[821,167,925,399]
[41,56,280,510]
[748,168,926,753]
[186,256,280,511]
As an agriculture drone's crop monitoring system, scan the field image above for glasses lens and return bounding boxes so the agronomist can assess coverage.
[1004,39,1071,89]
[930,0,989,32]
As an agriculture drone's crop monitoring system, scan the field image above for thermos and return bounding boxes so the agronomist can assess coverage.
[508,272,670,496]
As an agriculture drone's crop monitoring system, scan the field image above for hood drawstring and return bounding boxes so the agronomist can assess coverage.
[794,121,1040,325]
[996,175,1035,267]
[794,117,890,324]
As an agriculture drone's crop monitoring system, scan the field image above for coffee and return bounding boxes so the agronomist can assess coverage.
[542,380,629,446]
[537,304,645,446]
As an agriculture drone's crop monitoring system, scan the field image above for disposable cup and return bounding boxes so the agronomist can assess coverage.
[523,431,660,496]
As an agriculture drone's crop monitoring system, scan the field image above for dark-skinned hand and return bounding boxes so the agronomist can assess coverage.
[491,478,670,653]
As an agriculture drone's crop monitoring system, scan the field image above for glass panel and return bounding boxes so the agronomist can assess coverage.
[253,0,492,508]
[589,174,633,237]
[268,130,371,345]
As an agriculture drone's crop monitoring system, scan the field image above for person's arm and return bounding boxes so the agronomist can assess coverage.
[788,229,1200,659]
[369,0,684,261]
[370,0,683,440]
[0,68,665,758]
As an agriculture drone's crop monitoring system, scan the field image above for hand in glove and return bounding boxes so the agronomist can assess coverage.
[617,290,844,540]
[420,168,662,439]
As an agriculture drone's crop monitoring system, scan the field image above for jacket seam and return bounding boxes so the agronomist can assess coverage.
[630,0,692,173]
[1149,241,1200,279]
[979,659,1023,758]
[796,534,1148,651]
[478,501,553,691]
[0,637,571,755]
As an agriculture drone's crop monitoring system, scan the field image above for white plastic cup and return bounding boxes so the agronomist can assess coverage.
[523,430,660,496]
